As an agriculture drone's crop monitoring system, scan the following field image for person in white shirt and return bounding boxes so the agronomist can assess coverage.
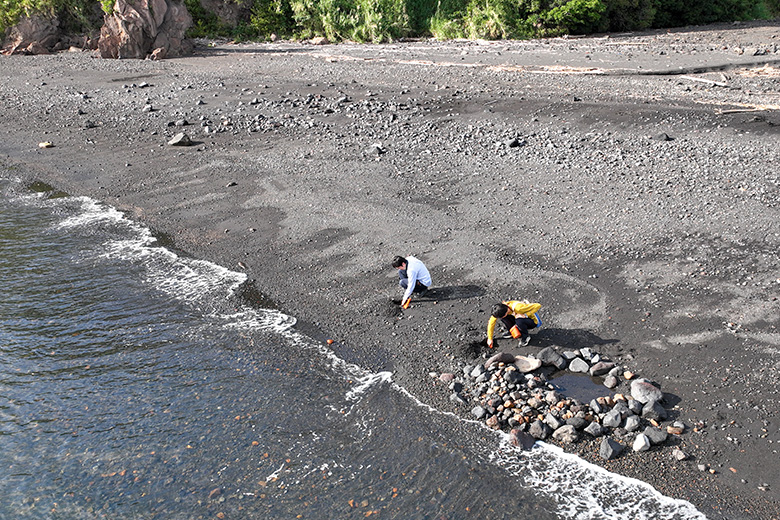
[391,255,432,309]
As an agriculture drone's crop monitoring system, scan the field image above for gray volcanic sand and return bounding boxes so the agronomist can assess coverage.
[2,20,779,519]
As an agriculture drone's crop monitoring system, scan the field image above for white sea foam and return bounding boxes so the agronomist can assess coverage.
[345,371,393,402]
[55,196,248,306]
[491,437,708,520]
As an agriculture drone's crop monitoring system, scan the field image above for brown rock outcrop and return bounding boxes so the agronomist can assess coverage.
[98,0,192,59]
[2,15,60,55]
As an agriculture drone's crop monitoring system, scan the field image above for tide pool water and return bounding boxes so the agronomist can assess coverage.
[0,176,706,519]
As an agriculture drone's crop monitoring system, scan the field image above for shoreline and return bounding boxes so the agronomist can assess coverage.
[2,20,779,519]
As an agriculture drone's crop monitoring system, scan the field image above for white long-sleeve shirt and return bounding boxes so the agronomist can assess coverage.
[402,256,432,303]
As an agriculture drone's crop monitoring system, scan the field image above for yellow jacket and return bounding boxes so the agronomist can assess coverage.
[487,300,542,340]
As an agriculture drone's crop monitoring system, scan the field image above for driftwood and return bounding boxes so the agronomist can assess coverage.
[716,108,769,114]
[680,75,730,88]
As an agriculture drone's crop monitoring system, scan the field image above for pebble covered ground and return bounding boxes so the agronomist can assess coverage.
[1,19,779,519]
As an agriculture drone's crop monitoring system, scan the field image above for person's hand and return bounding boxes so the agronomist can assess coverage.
[402,298,411,309]
[487,338,493,348]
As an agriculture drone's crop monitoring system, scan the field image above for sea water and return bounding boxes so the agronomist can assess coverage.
[0,176,707,519]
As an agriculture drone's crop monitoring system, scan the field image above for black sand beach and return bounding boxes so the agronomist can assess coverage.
[2,20,779,519]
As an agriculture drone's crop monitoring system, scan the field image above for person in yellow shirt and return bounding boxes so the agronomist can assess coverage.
[486,300,542,348]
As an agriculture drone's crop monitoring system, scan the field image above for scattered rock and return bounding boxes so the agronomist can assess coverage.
[624,415,642,432]
[603,409,622,428]
[167,132,192,146]
[584,421,605,437]
[672,448,688,461]
[600,437,623,460]
[633,433,651,452]
[552,424,579,443]
[545,412,563,430]
[590,361,615,376]
[484,352,515,368]
[569,357,590,373]
[630,379,663,404]
[566,416,588,431]
[365,143,384,156]
[450,392,467,405]
[537,347,567,370]
[667,423,685,435]
[514,355,542,373]
[643,426,668,445]
[642,400,668,421]
[509,428,536,450]
[529,419,551,440]
[452,343,683,461]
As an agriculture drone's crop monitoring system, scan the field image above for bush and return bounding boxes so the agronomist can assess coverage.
[537,0,606,35]
[250,0,295,38]
[651,0,775,27]
[289,0,410,42]
[464,0,514,39]
[601,0,654,32]
[405,0,438,34]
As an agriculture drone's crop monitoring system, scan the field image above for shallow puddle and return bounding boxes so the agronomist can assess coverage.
[549,372,613,403]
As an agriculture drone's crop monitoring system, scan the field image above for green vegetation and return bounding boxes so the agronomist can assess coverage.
[2,0,779,44]
[1,0,102,35]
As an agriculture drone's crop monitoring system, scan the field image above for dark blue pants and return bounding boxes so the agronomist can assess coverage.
[501,316,537,340]
[398,269,428,293]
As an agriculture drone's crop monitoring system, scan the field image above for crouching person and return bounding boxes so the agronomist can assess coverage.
[487,300,542,348]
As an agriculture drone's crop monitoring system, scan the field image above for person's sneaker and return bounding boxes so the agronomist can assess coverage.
[519,337,530,347]
[419,287,429,298]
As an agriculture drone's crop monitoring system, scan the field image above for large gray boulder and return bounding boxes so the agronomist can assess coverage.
[630,379,663,404]
[484,351,516,368]
[537,347,567,370]
[98,0,192,59]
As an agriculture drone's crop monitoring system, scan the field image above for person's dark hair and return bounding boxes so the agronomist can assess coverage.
[491,303,509,318]
[391,256,406,268]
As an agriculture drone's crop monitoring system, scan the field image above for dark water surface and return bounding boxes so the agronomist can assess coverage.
[0,177,706,519]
